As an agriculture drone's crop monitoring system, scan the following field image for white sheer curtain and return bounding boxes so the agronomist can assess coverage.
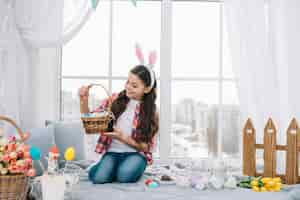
[0,0,34,131]
[16,0,97,48]
[224,0,300,172]
[0,0,97,131]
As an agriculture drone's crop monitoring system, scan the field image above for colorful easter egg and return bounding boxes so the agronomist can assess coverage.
[64,147,75,161]
[29,146,41,160]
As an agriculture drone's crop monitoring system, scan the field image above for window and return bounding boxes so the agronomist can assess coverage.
[61,1,110,120]
[61,0,240,161]
[171,1,240,159]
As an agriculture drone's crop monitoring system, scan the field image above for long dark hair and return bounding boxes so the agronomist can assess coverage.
[110,65,159,143]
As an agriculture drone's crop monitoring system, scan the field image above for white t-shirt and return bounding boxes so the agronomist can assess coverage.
[108,99,140,153]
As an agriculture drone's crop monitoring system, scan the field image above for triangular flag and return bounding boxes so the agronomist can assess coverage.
[131,0,137,7]
[91,0,99,9]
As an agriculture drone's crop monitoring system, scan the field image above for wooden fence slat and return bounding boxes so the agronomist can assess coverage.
[285,118,298,184]
[243,118,256,176]
[243,118,300,184]
[255,144,286,150]
[263,118,276,178]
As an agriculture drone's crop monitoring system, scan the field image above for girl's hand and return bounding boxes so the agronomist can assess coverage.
[78,86,89,97]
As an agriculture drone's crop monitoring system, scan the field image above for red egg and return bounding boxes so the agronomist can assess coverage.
[145,179,152,185]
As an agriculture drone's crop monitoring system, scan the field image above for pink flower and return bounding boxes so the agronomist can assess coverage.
[10,159,16,165]
[7,143,17,152]
[0,168,8,175]
[8,136,16,143]
[23,151,31,159]
[2,154,10,163]
[26,168,36,177]
[17,150,24,159]
[9,152,17,160]
[24,158,32,165]
[16,160,25,167]
[8,164,18,174]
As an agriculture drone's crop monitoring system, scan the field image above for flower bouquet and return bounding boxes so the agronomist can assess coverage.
[0,116,35,200]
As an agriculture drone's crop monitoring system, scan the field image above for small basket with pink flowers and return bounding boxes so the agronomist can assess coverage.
[0,116,35,200]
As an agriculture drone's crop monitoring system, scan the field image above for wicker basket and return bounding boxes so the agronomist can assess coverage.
[0,116,29,200]
[80,84,115,134]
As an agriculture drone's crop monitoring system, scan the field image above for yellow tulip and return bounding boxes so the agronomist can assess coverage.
[251,180,259,187]
[260,187,267,192]
[273,177,281,183]
[273,186,281,192]
[261,177,271,184]
[252,186,260,192]
[266,180,276,188]
[275,182,281,188]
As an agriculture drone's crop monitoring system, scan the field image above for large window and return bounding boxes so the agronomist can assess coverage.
[171,2,240,159]
[61,0,240,161]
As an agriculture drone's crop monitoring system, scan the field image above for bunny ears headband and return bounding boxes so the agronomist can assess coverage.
[135,44,157,90]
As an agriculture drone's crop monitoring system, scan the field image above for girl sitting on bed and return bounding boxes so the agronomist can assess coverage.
[79,45,159,184]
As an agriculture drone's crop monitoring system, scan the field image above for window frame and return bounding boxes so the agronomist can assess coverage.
[60,0,238,162]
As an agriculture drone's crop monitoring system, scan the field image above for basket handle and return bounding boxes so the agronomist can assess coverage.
[80,83,113,114]
[0,116,25,141]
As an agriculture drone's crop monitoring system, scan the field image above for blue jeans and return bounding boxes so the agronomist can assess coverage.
[88,152,147,184]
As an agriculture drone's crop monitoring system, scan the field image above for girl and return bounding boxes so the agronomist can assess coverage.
[79,46,159,184]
